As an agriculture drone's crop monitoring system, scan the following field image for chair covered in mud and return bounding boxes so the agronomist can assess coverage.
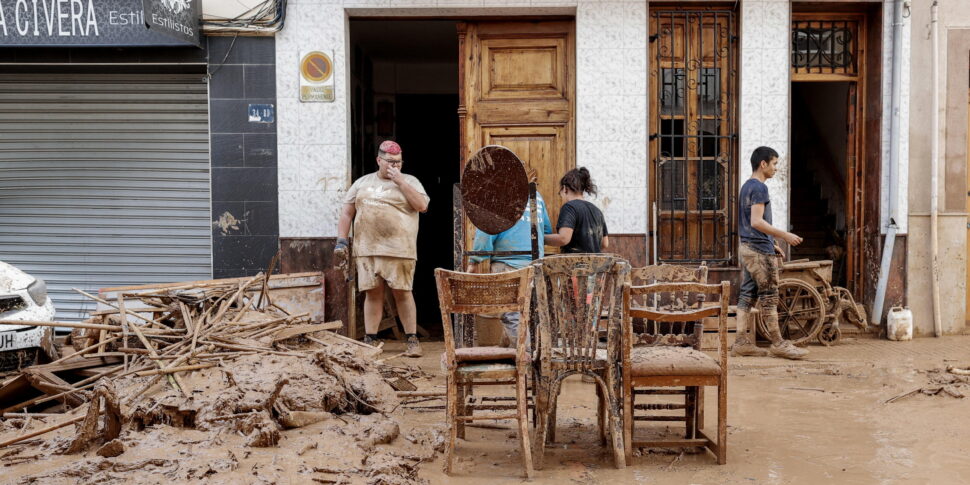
[622,275,729,464]
[532,254,629,470]
[434,266,536,478]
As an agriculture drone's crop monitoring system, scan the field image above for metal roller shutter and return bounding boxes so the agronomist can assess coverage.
[0,72,212,321]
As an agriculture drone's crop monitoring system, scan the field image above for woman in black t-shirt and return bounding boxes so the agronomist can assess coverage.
[544,167,609,253]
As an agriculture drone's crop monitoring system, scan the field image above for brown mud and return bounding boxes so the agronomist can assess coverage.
[3,337,970,484]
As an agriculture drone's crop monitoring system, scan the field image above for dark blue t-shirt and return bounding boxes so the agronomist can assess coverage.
[739,179,775,254]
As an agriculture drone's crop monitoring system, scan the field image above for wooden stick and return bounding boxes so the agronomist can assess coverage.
[120,294,188,397]
[396,391,447,398]
[947,367,970,376]
[134,363,214,377]
[72,288,167,328]
[0,320,177,335]
[1,365,128,414]
[42,336,120,366]
[200,340,304,357]
[0,416,86,448]
[2,413,63,418]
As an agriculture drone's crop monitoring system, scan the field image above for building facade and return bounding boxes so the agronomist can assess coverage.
[6,0,966,337]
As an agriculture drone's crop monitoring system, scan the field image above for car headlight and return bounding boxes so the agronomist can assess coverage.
[27,278,47,306]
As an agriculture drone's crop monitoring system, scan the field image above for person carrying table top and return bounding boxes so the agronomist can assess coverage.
[467,169,553,349]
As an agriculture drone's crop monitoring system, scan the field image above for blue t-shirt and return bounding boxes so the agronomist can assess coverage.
[470,192,553,268]
[738,178,775,254]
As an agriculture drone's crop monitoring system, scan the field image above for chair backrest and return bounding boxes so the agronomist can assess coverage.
[533,254,630,372]
[629,264,709,347]
[435,266,535,367]
[623,281,731,368]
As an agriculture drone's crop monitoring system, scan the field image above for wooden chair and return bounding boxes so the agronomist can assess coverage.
[434,266,536,478]
[532,254,629,470]
[628,264,709,447]
[622,278,730,464]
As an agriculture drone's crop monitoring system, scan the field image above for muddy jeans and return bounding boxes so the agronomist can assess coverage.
[738,243,783,341]
[489,261,530,349]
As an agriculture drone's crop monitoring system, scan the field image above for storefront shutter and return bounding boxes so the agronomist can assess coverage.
[0,72,212,321]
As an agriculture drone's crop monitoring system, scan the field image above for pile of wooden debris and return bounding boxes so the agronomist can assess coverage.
[0,272,439,484]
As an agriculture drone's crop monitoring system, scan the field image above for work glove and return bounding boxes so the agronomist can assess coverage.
[334,237,350,259]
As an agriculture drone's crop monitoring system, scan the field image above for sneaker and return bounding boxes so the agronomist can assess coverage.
[730,335,768,357]
[404,335,423,358]
[362,335,381,347]
[769,340,809,360]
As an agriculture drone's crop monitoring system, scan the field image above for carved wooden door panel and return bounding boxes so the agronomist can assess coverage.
[458,20,575,255]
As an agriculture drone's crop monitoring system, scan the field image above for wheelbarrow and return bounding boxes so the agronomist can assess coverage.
[756,259,868,346]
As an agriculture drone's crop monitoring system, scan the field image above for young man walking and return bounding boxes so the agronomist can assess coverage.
[731,146,808,360]
[335,140,430,357]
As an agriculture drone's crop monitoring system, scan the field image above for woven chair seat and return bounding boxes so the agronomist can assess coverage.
[630,346,721,376]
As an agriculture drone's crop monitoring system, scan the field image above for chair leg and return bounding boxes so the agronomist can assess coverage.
[697,386,705,431]
[456,383,467,440]
[717,378,727,465]
[685,386,696,439]
[516,370,535,479]
[444,374,459,474]
[623,380,634,463]
[547,376,564,444]
[596,382,606,445]
[600,375,626,469]
[532,379,549,470]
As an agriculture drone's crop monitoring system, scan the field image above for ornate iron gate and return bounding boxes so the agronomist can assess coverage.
[650,8,737,264]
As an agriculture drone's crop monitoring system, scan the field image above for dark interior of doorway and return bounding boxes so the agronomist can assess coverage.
[790,81,849,287]
[349,20,460,336]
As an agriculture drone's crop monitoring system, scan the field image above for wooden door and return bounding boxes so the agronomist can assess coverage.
[457,20,575,258]
[649,8,737,263]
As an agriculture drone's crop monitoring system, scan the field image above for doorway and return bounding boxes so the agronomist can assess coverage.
[790,82,851,287]
[349,20,460,331]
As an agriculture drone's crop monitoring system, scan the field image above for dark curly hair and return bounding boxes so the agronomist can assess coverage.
[559,167,597,197]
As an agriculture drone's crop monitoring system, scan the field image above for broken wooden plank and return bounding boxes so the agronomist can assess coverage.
[133,364,214,377]
[0,415,86,449]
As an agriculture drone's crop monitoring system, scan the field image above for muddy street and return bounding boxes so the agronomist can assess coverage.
[3,335,969,484]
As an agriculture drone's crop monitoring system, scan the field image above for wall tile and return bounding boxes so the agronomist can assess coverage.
[211,134,245,168]
[244,134,278,167]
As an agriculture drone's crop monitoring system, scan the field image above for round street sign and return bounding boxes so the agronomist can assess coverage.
[301,52,333,83]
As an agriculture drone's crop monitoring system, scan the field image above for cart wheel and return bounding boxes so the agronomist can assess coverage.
[757,278,826,346]
[818,323,841,346]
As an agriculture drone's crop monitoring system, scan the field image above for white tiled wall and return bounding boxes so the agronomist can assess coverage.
[739,0,791,233]
[275,1,649,237]
[275,0,905,256]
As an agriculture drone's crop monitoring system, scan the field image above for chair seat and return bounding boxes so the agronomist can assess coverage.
[630,346,721,376]
[455,346,518,362]
[456,361,517,374]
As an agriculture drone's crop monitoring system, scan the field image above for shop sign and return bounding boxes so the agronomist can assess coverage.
[142,0,200,47]
[300,51,335,103]
[0,0,197,47]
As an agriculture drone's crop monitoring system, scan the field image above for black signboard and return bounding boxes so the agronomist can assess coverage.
[143,0,200,47]
[0,0,197,47]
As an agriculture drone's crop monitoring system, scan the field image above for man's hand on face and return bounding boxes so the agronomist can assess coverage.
[386,166,403,184]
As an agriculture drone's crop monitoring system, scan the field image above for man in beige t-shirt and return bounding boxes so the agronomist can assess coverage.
[335,140,429,357]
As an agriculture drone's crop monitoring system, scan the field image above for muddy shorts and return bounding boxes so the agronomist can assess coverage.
[355,256,416,292]
[738,243,780,311]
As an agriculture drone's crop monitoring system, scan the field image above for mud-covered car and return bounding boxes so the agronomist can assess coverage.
[0,261,56,371]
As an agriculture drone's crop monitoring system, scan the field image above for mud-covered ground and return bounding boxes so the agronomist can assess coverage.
[3,334,970,484]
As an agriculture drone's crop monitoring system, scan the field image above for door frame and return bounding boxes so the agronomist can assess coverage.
[790,11,868,299]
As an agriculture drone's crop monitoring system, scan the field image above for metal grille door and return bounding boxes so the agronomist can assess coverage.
[650,8,737,263]
[0,72,212,321]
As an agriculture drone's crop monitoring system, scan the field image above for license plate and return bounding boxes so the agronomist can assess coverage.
[0,331,15,350]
